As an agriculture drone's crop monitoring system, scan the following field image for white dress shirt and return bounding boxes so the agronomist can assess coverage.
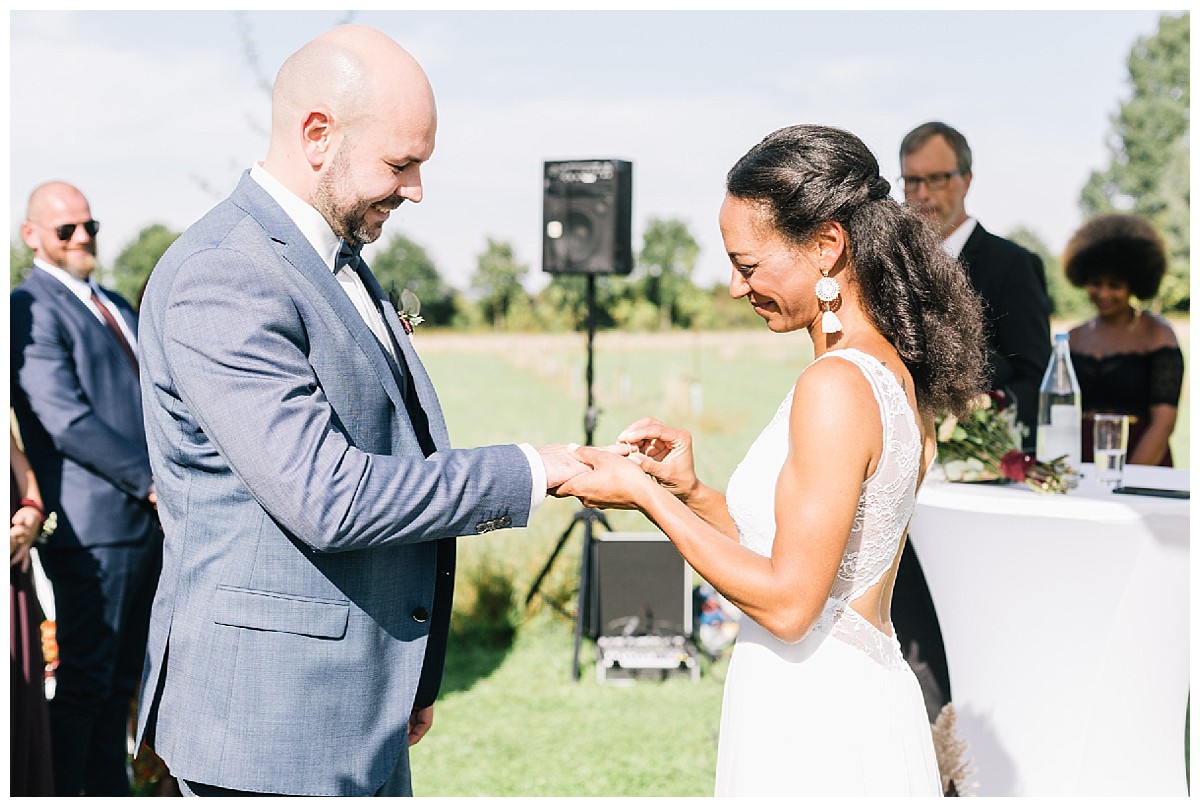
[35,258,139,356]
[248,163,546,511]
[942,217,978,259]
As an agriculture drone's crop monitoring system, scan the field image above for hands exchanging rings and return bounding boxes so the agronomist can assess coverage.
[553,418,701,511]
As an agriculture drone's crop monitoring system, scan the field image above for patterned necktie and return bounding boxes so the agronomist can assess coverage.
[90,288,139,372]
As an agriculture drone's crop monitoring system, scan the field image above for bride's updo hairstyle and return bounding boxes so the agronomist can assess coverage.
[726,124,986,419]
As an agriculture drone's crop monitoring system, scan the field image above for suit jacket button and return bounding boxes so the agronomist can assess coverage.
[412,606,429,623]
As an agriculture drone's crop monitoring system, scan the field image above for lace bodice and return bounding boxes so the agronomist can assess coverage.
[725,348,922,670]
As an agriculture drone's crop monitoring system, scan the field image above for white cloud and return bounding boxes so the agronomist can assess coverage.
[10,23,265,267]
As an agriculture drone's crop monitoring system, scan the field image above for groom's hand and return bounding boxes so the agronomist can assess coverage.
[408,705,434,746]
[537,444,591,490]
[540,443,633,494]
[555,445,653,511]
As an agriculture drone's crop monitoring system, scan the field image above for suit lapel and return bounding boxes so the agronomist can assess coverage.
[357,267,450,452]
[30,267,138,378]
[228,175,408,417]
[959,222,986,266]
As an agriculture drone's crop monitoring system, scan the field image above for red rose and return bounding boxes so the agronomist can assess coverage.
[987,389,1009,411]
[1000,449,1034,482]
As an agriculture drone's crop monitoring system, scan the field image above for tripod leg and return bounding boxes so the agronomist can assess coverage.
[525,517,581,608]
[571,513,596,681]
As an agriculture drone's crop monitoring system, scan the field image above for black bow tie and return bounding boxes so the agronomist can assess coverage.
[336,241,363,272]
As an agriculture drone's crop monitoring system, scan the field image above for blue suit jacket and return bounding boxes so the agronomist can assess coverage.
[10,267,155,549]
[134,173,533,795]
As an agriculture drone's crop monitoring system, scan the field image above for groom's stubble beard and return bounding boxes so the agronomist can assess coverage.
[313,139,403,247]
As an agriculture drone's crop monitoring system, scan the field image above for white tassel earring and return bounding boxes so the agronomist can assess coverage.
[814,267,843,334]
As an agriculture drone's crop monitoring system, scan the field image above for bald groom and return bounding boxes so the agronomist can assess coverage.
[135,26,584,796]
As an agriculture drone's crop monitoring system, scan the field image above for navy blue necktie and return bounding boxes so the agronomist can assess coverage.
[336,239,435,457]
[335,240,363,273]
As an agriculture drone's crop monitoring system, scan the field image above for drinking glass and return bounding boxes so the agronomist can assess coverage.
[1093,414,1130,489]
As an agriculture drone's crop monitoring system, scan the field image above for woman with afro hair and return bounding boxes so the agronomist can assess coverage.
[1064,213,1184,466]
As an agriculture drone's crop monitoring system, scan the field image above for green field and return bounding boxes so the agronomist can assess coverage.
[407,326,1189,796]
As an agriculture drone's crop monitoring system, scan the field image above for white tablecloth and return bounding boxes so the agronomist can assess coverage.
[909,463,1190,796]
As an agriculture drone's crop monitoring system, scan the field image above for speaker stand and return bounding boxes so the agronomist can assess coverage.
[525,274,610,680]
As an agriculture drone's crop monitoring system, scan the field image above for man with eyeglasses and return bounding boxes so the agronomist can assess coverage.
[900,121,1051,438]
[893,122,1052,724]
[11,181,161,796]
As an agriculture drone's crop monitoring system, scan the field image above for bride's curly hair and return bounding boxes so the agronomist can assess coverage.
[726,124,987,419]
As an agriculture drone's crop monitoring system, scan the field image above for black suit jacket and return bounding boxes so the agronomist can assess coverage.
[958,222,1052,446]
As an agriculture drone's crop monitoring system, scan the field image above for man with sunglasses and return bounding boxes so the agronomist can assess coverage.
[892,122,1052,725]
[11,181,161,795]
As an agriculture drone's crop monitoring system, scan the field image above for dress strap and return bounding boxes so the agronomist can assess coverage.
[811,348,895,439]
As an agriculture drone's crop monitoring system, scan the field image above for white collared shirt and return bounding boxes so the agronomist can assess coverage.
[35,258,139,356]
[249,162,395,360]
[247,163,546,511]
[942,217,978,260]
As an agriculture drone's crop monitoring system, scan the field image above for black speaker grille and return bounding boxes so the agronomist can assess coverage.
[542,159,632,275]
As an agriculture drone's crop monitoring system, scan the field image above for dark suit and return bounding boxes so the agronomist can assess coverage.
[959,222,1052,442]
[10,266,160,796]
[894,222,1051,720]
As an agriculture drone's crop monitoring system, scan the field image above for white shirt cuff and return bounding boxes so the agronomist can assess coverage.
[517,443,546,515]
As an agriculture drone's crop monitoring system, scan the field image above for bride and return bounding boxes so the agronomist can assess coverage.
[558,125,986,796]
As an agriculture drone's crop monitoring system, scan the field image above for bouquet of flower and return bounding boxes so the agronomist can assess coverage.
[935,391,1075,494]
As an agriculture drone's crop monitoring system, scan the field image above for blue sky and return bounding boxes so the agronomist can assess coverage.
[9,8,1175,290]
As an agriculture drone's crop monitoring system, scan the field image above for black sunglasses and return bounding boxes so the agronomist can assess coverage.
[45,219,100,241]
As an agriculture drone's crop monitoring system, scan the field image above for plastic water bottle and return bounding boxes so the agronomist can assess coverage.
[1036,333,1082,476]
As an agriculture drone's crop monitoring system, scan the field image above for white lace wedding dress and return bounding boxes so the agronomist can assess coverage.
[715,348,942,797]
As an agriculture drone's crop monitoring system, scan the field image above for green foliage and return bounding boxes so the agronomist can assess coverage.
[369,232,457,327]
[1007,226,1091,323]
[1081,11,1189,311]
[470,238,531,329]
[10,239,34,288]
[112,223,180,308]
[702,280,769,330]
[451,551,519,650]
[610,295,661,331]
[630,218,701,329]
[536,274,621,331]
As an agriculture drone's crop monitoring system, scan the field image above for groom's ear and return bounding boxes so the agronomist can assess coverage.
[301,108,336,169]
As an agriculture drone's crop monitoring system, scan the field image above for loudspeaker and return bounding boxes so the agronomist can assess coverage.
[542,159,633,275]
[584,531,692,639]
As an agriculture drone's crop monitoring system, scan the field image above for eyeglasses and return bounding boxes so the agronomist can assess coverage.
[36,219,100,241]
[900,171,962,194]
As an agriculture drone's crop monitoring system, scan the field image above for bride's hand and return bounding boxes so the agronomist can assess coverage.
[556,445,657,511]
[617,417,700,502]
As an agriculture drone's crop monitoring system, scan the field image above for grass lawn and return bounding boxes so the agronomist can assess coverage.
[407,326,1189,797]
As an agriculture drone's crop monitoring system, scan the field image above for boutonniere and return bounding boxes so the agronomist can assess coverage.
[38,511,58,544]
[397,288,424,335]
